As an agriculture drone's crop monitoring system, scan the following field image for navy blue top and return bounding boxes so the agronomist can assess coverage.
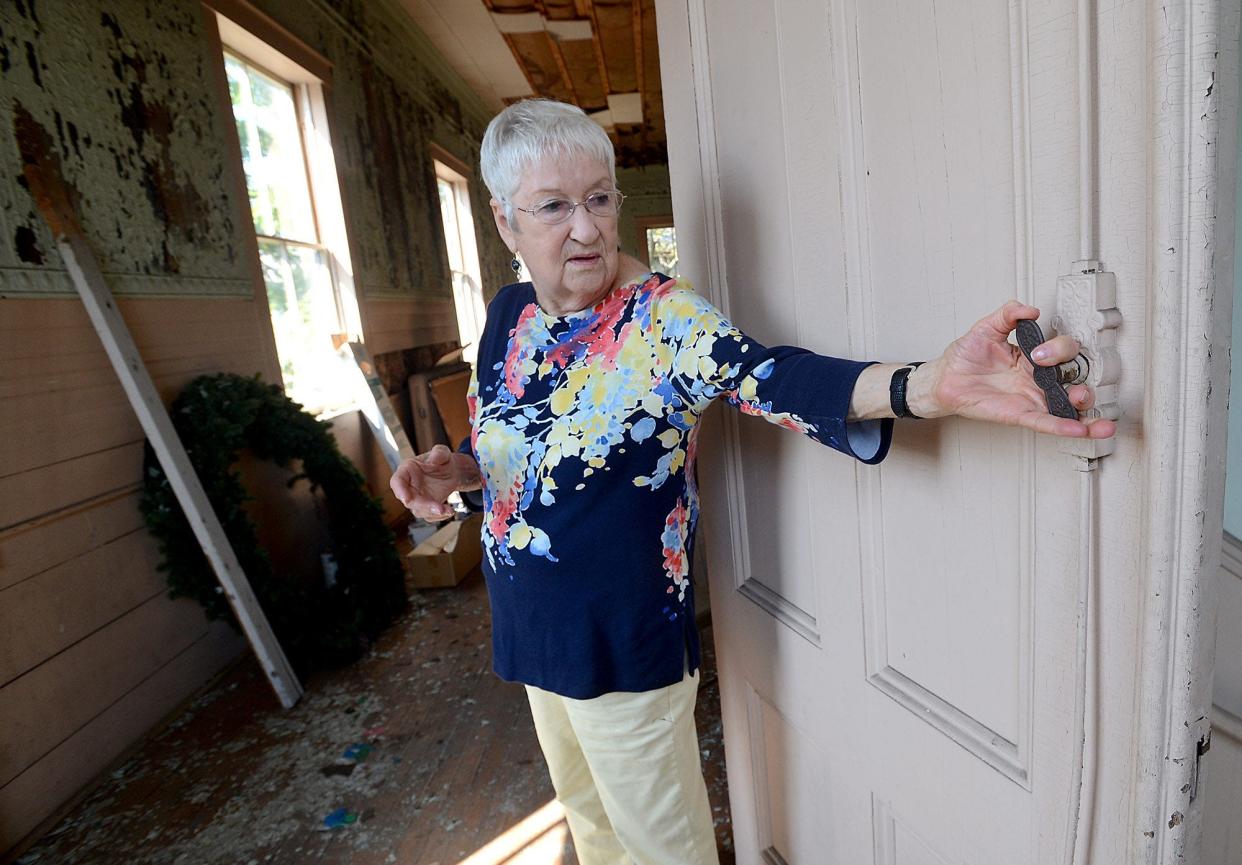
[459,274,892,698]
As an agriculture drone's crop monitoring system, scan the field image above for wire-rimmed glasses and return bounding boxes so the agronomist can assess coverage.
[514,190,626,225]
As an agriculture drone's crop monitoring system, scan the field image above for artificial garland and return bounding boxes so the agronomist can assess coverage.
[139,373,408,671]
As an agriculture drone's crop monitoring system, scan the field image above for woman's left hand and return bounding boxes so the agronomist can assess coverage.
[913,300,1117,439]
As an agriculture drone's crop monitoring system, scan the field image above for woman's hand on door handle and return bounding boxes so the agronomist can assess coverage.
[902,300,1117,440]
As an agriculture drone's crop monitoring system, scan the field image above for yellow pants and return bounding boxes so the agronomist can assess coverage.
[524,668,720,865]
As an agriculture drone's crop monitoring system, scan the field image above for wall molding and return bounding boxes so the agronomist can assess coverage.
[361,285,456,303]
[0,268,253,299]
[308,0,495,131]
[867,665,1027,784]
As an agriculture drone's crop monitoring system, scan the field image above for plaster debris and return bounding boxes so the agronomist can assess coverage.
[321,808,360,830]
[15,573,734,863]
[343,743,376,762]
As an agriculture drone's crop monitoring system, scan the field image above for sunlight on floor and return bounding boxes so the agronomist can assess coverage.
[455,799,570,865]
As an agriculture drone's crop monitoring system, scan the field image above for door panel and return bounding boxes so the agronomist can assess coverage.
[852,0,1031,756]
[747,686,832,865]
[867,429,1033,779]
[872,797,954,865]
[703,0,859,646]
[732,425,826,641]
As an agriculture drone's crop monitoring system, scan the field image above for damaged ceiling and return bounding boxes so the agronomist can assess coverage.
[399,0,665,167]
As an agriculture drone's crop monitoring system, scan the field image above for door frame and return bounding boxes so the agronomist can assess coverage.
[1133,0,1233,860]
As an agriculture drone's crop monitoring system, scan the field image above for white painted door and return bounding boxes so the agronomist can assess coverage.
[656,1,1230,863]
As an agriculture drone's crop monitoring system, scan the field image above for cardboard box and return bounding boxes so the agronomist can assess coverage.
[406,513,483,588]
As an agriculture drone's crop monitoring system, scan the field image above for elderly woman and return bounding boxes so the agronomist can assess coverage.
[391,99,1115,865]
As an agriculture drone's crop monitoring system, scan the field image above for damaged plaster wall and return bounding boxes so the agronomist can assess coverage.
[1,1,249,293]
[1,0,510,300]
[1,0,510,855]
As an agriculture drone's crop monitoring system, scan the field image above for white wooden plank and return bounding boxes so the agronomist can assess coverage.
[51,231,301,709]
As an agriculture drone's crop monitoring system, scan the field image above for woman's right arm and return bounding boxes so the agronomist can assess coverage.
[390,444,482,520]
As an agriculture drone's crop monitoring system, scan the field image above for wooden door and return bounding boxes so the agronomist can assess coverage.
[656,0,1230,863]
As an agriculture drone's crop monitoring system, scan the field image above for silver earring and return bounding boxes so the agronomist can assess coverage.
[510,257,522,275]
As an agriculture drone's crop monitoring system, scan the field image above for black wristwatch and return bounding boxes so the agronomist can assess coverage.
[889,362,925,419]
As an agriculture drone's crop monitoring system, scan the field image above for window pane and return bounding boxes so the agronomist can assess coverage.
[225,54,317,242]
[646,226,680,278]
[437,177,465,272]
[435,167,486,367]
[451,270,487,367]
[258,238,355,414]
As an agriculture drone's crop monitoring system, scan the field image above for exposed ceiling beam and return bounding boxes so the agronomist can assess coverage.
[403,0,533,107]
[417,0,665,166]
[546,32,580,105]
[632,0,645,152]
[497,33,544,99]
[582,0,612,96]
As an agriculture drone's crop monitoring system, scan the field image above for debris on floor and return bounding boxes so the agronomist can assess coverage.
[322,808,361,830]
[14,570,733,864]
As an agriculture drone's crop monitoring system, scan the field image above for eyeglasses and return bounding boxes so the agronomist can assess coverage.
[514,190,626,225]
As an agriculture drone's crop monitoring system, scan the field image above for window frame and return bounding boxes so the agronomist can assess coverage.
[207,2,363,417]
[430,145,487,366]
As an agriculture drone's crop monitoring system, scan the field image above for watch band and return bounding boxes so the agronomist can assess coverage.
[889,362,925,419]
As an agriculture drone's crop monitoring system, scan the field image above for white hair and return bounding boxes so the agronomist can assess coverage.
[480,99,617,221]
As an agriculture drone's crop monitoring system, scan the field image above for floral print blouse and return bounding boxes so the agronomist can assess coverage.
[460,274,892,698]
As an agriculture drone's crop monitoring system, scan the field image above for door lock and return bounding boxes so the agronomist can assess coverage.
[1015,261,1122,458]
[1051,260,1123,423]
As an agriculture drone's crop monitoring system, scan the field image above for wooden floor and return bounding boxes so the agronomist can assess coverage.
[13,569,734,865]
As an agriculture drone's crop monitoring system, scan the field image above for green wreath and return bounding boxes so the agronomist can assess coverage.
[139,373,408,671]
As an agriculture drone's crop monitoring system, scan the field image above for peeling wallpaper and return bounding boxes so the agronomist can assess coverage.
[1,0,248,296]
[0,0,511,303]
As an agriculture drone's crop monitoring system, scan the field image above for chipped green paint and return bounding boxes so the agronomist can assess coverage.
[0,0,509,301]
[1,1,244,294]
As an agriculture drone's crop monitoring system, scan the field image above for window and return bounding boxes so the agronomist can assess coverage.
[217,17,360,416]
[433,154,486,366]
[645,226,680,278]
[636,216,680,278]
